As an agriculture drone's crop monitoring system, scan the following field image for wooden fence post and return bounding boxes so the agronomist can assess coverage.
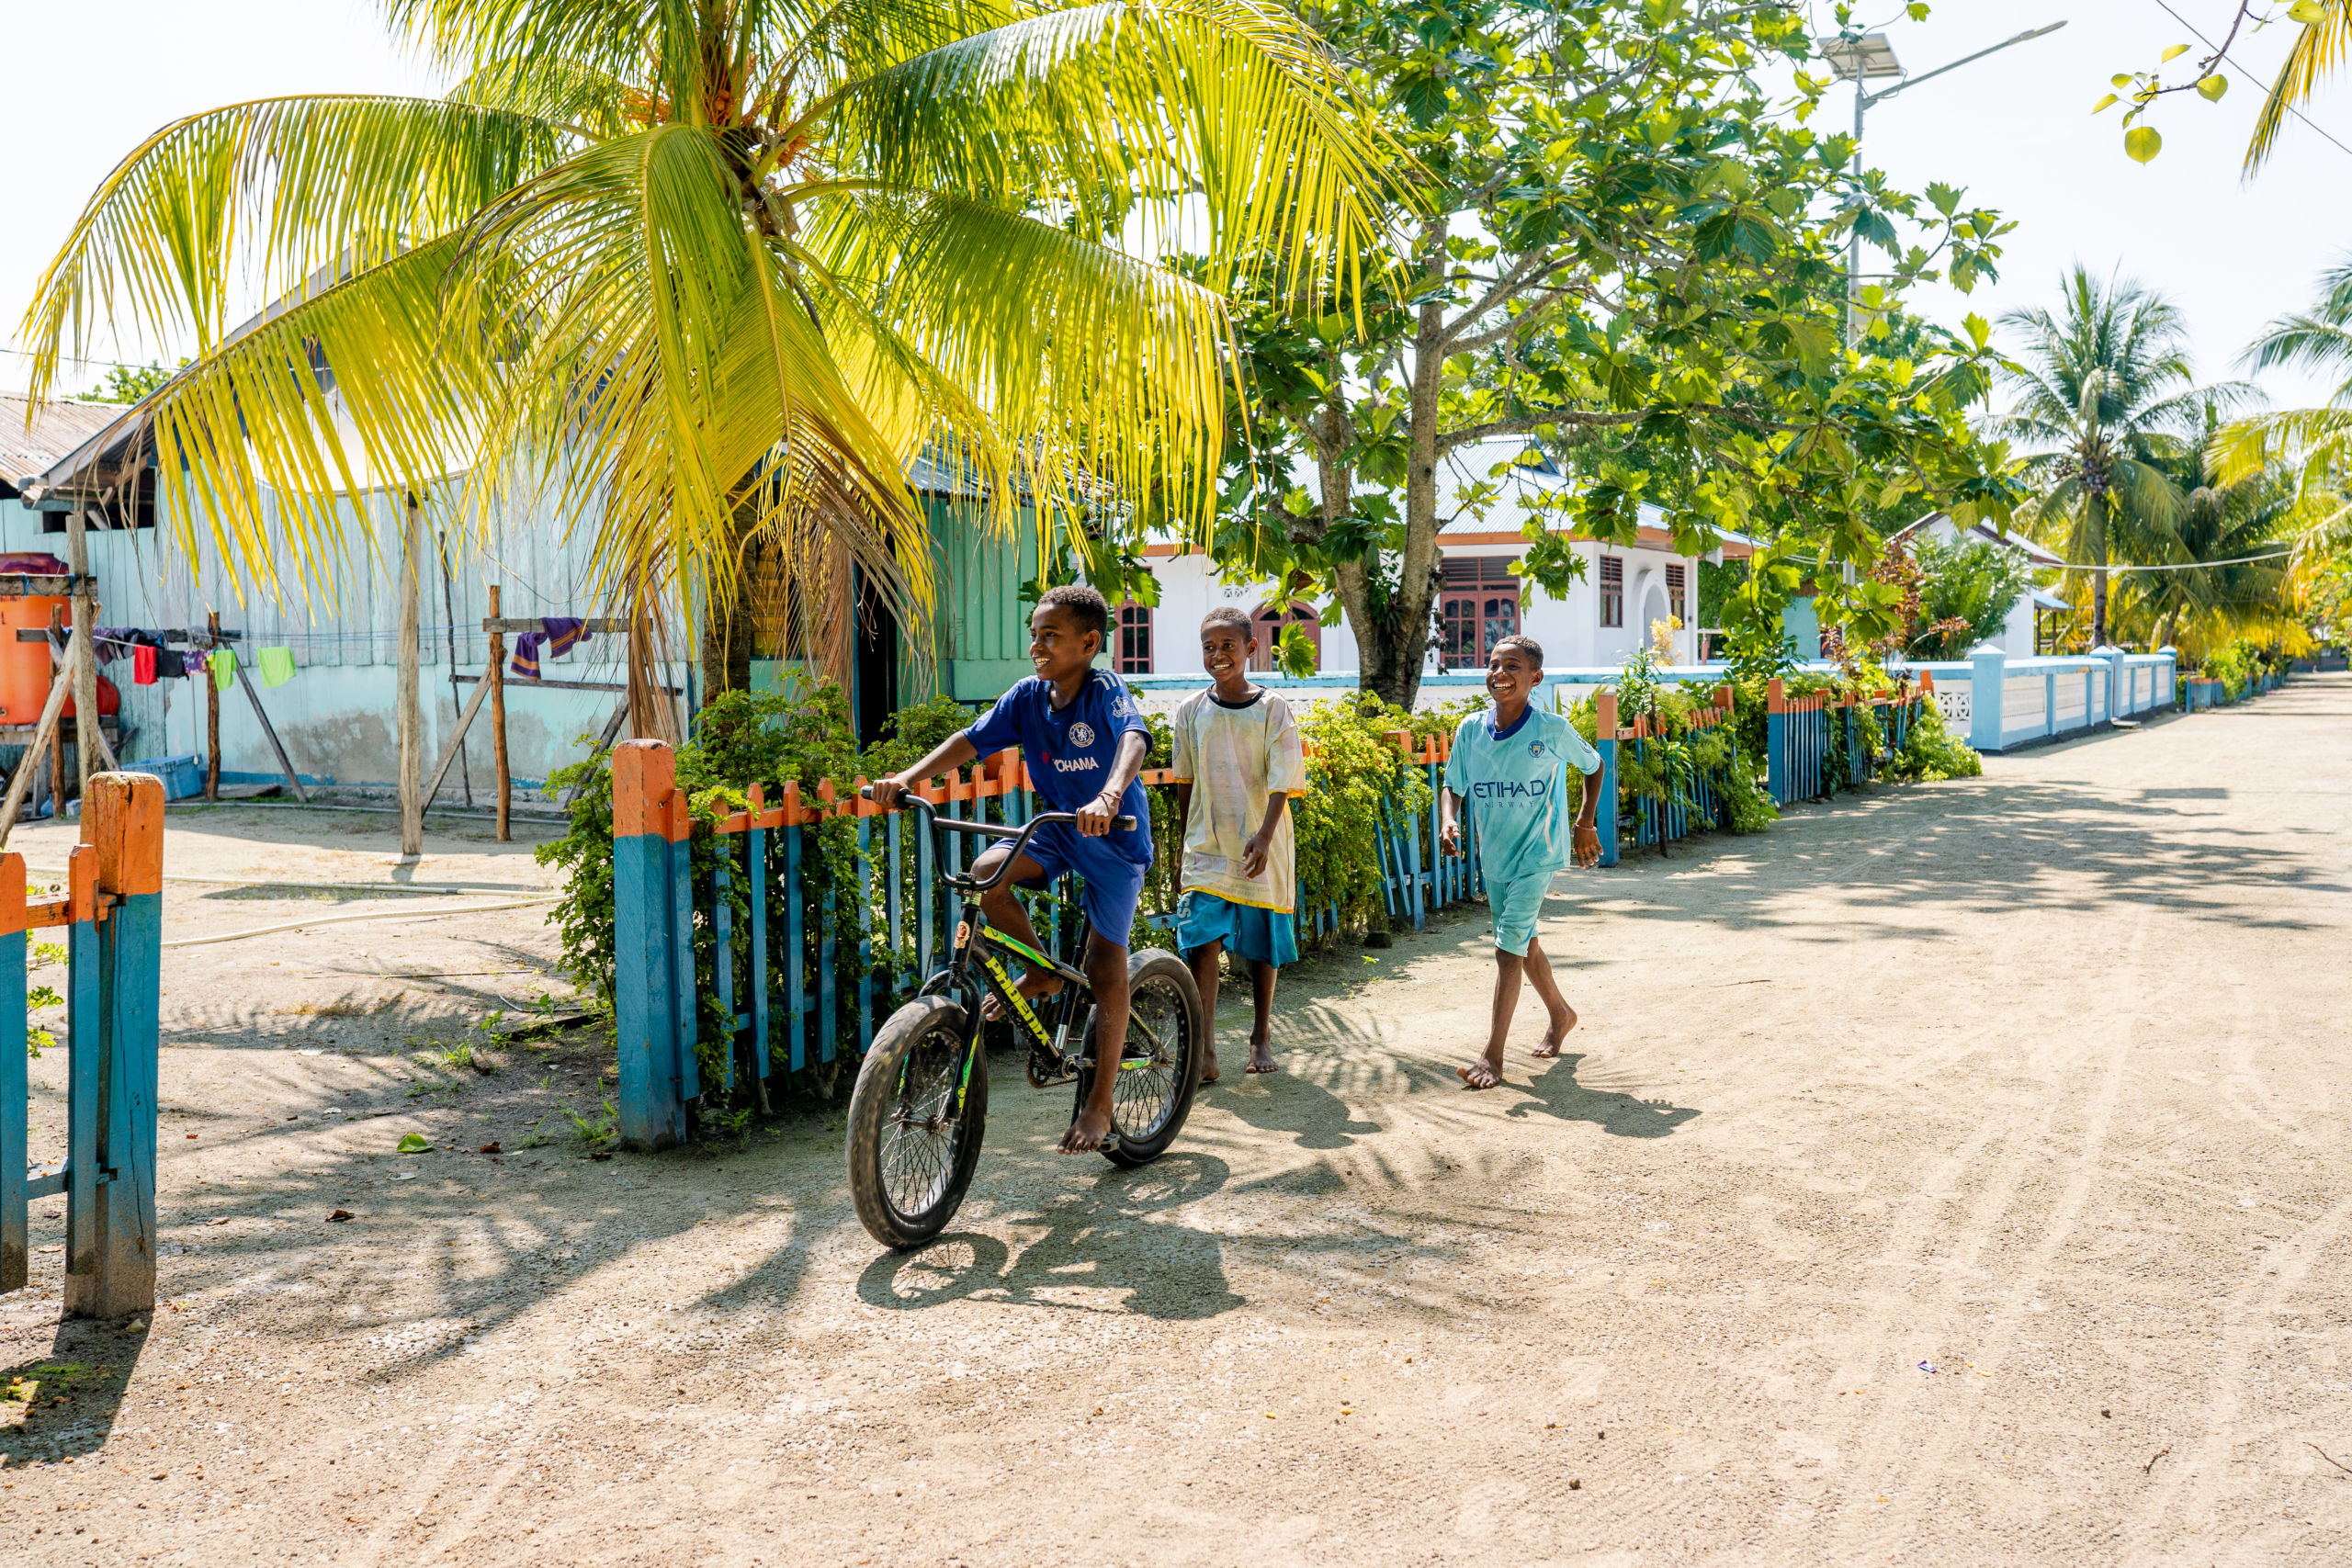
[489,585,510,841]
[65,773,162,1318]
[1764,679,1788,806]
[1596,690,1621,868]
[613,740,687,1150]
[204,610,221,801]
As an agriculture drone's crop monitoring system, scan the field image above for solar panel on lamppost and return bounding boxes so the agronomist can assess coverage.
[1819,22,2067,346]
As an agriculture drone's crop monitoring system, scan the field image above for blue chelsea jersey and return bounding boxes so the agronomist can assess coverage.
[963,670,1155,865]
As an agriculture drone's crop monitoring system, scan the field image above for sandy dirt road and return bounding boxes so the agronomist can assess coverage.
[2,678,2349,1566]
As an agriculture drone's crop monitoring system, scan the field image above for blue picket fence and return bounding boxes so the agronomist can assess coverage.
[2,774,164,1316]
[2183,670,2284,711]
[606,738,1487,1148]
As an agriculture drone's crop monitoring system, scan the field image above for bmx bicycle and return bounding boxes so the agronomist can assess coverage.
[845,790,1205,1250]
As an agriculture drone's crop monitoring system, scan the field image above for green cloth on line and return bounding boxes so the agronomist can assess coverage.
[258,646,296,687]
[209,649,236,692]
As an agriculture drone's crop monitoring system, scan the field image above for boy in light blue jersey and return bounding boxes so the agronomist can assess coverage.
[1439,634,1603,1089]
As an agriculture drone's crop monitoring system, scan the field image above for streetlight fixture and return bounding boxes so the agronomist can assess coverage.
[1820,21,2068,345]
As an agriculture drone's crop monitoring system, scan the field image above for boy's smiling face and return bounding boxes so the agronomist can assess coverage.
[1485,643,1543,707]
[1028,604,1100,685]
[1201,622,1256,685]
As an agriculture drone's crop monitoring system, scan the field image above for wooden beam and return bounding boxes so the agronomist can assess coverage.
[489,584,509,842]
[233,663,309,804]
[479,616,632,635]
[0,632,81,848]
[397,496,424,858]
[64,506,97,803]
[204,610,220,801]
[418,669,493,815]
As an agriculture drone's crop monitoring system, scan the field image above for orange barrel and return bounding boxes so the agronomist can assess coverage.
[0,590,71,726]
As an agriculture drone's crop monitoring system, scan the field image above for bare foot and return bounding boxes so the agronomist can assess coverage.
[1532,1003,1578,1058]
[1201,1044,1222,1086]
[1058,1104,1114,1154]
[980,971,1065,1024]
[1457,1055,1502,1090]
[1245,1038,1279,1074]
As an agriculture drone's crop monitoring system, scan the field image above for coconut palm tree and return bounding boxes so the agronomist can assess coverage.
[1991,267,2245,646]
[2110,461,2297,656]
[2215,252,2352,575]
[17,0,1395,728]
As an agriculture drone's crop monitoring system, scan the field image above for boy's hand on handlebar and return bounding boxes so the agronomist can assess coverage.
[1075,788,1123,837]
[865,775,912,810]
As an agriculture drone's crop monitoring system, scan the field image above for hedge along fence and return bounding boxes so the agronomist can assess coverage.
[598,716,1486,1149]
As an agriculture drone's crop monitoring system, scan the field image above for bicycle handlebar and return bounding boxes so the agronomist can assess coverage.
[858,785,1137,893]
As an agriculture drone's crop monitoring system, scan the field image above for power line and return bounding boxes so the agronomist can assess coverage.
[2148,0,2352,163]
[2057,547,2293,571]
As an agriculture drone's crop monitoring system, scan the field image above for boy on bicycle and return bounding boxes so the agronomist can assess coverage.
[870,585,1152,1155]
[1437,635,1602,1090]
[1169,607,1308,1080]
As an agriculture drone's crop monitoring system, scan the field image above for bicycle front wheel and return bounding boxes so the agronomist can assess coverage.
[1083,948,1204,1168]
[846,997,989,1249]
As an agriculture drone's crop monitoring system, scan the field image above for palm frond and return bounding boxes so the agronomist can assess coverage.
[798,0,1401,290]
[18,94,566,391]
[2248,2,2352,172]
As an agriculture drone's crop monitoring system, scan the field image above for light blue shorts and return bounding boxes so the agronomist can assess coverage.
[1486,868,1558,956]
[1174,891,1299,968]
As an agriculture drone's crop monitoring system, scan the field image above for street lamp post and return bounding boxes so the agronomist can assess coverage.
[1820,21,2068,347]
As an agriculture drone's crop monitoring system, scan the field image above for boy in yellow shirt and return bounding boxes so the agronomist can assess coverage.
[1169,608,1310,1080]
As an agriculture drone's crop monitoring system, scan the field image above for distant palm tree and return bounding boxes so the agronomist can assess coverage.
[17,0,1394,727]
[2111,462,2296,657]
[1991,267,2246,647]
[2216,253,2352,572]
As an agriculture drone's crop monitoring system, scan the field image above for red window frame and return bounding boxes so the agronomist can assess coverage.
[1114,601,1153,674]
[1250,601,1321,672]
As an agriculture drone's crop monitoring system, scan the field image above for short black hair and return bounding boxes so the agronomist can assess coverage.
[1492,633,1544,667]
[1200,606,1253,639]
[1036,583,1110,645]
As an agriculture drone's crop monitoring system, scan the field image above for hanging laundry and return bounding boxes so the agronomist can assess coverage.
[257,646,296,687]
[133,645,157,685]
[510,616,589,679]
[92,626,143,667]
[209,649,236,692]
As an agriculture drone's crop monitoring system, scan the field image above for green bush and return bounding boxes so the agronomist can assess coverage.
[1883,700,1982,782]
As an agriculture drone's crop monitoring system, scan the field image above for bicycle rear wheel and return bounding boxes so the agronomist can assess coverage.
[1081,948,1204,1168]
[846,997,989,1249]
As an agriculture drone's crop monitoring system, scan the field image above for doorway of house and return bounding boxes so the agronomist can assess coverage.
[854,567,899,743]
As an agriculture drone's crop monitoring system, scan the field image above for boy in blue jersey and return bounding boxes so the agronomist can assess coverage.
[871,585,1153,1154]
[1438,635,1603,1089]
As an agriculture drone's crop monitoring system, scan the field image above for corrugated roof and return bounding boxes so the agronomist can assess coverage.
[0,394,126,492]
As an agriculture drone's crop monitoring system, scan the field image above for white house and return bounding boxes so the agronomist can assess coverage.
[1887,513,2070,658]
[1111,441,1742,682]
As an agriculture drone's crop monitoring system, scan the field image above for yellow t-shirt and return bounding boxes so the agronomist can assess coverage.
[1168,688,1310,912]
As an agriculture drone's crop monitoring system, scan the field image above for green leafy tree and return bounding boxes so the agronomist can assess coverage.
[79,360,176,404]
[1907,536,2031,660]
[18,0,1392,726]
[1991,267,2246,646]
[1191,0,2018,705]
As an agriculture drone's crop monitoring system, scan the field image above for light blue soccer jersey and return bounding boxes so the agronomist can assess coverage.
[1445,705,1602,885]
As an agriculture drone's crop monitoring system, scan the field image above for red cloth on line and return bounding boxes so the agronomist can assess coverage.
[133,644,158,685]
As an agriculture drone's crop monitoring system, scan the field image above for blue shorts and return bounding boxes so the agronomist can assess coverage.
[1174,891,1299,968]
[1017,819,1148,950]
[1486,868,1557,956]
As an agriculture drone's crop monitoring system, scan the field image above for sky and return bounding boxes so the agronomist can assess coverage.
[4,0,2349,411]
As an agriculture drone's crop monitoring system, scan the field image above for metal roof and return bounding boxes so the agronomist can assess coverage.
[0,394,129,494]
